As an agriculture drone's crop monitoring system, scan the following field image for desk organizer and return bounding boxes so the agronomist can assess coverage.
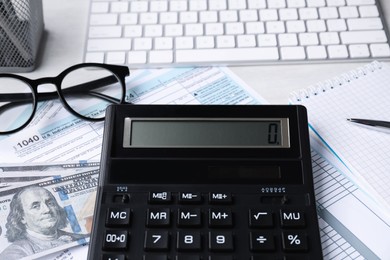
[0,0,44,72]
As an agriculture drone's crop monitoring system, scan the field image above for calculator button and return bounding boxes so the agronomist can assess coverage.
[282,232,308,252]
[280,210,305,227]
[208,256,234,260]
[143,255,168,260]
[149,192,172,203]
[249,210,273,228]
[106,208,131,227]
[209,192,232,204]
[176,231,202,251]
[178,209,202,227]
[144,231,170,251]
[249,231,275,251]
[209,209,233,227]
[179,192,202,204]
[208,231,234,251]
[176,255,201,260]
[103,230,128,250]
[102,254,126,260]
[146,208,171,227]
[112,194,130,203]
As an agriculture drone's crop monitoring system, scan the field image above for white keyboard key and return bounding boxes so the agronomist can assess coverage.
[90,14,117,25]
[149,50,174,63]
[111,2,129,13]
[220,10,238,22]
[205,23,224,35]
[120,13,138,25]
[245,22,265,34]
[278,33,298,46]
[226,22,245,35]
[259,9,278,21]
[170,1,188,11]
[229,0,247,10]
[209,0,227,10]
[306,0,326,7]
[89,26,122,38]
[200,11,218,23]
[150,1,168,12]
[175,37,194,49]
[281,46,306,60]
[237,35,256,47]
[248,0,266,9]
[286,20,306,33]
[176,48,279,63]
[216,35,236,48]
[85,52,105,63]
[155,37,174,50]
[189,0,207,11]
[258,34,277,46]
[185,24,204,36]
[307,45,328,59]
[106,52,126,64]
[140,13,158,24]
[165,24,184,36]
[124,25,142,37]
[287,0,306,8]
[319,7,339,19]
[144,25,163,37]
[266,21,285,33]
[267,0,286,8]
[130,1,148,12]
[133,38,153,50]
[239,10,258,22]
[91,2,109,13]
[87,39,131,51]
[279,8,299,21]
[160,12,178,24]
[328,45,349,58]
[370,43,390,57]
[327,19,347,31]
[359,5,379,17]
[299,33,319,45]
[180,11,198,23]
[346,0,375,5]
[128,51,147,64]
[348,44,370,58]
[339,6,359,18]
[299,8,319,20]
[196,36,215,48]
[307,20,326,32]
[319,32,340,44]
[347,18,383,31]
[326,0,345,6]
[340,30,387,44]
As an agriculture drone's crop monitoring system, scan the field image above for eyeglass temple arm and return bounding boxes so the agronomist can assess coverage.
[0,75,125,103]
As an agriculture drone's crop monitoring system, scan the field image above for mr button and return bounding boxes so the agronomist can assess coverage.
[280,209,305,228]
[106,208,131,227]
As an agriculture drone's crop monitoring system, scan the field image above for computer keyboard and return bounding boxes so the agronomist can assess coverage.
[84,0,390,68]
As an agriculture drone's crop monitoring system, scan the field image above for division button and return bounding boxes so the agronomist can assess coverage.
[249,231,275,251]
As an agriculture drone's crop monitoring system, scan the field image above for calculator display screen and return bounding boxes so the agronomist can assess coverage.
[124,118,290,148]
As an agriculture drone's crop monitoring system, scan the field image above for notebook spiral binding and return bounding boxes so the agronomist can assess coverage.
[289,61,384,103]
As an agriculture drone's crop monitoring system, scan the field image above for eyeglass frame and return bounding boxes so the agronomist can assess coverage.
[0,63,130,134]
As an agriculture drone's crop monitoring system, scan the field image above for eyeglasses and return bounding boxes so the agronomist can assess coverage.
[0,63,130,134]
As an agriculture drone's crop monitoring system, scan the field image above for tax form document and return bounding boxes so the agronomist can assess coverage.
[0,67,264,164]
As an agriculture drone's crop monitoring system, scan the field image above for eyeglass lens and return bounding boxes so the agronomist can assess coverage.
[0,77,35,133]
[0,65,124,133]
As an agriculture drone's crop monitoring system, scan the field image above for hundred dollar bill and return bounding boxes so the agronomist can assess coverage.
[0,162,99,259]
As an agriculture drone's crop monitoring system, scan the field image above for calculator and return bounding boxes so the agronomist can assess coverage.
[88,104,323,260]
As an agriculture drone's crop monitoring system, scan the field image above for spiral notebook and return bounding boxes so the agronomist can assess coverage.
[290,61,390,210]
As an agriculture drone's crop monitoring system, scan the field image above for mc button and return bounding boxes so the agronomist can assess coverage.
[106,208,131,227]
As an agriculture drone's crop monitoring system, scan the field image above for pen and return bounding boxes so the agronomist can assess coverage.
[347,118,390,132]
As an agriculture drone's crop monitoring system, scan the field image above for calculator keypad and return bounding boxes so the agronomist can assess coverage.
[99,189,314,259]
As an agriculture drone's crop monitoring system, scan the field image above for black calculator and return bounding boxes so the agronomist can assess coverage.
[88,105,323,260]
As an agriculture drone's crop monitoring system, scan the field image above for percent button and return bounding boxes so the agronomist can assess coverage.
[282,232,308,252]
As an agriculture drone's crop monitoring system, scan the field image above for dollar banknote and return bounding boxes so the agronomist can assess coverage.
[0,162,99,259]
